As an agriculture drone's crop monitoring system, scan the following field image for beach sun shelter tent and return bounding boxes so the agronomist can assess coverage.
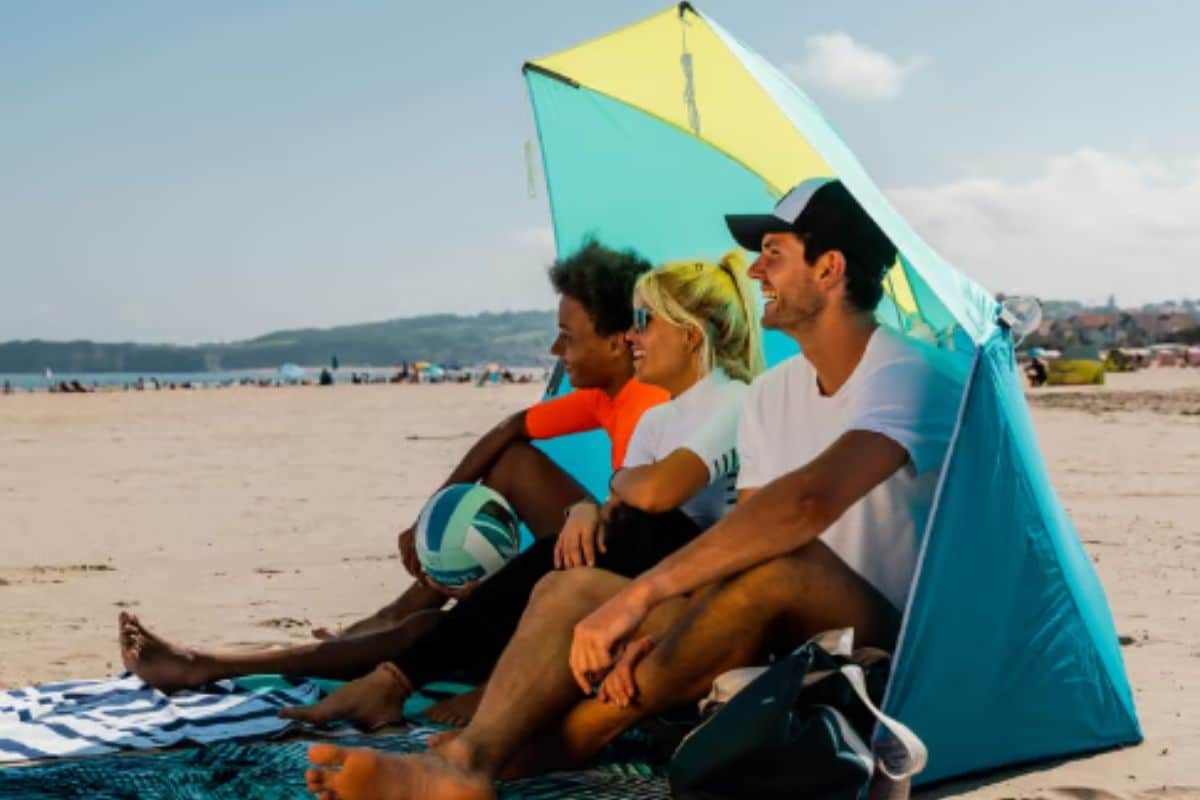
[524,3,1141,785]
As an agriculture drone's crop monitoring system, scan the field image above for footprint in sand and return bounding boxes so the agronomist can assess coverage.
[258,617,311,630]
[1048,788,1127,800]
[30,563,116,575]
[1138,787,1200,799]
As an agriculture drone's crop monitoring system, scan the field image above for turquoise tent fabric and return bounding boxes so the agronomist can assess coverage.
[882,332,1140,782]
[525,68,797,500]
[523,4,1140,784]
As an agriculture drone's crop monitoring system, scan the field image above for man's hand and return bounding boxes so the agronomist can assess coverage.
[598,636,656,708]
[555,501,606,569]
[397,524,423,579]
[569,584,653,694]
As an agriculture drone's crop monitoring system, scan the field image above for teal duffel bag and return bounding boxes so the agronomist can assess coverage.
[668,629,926,800]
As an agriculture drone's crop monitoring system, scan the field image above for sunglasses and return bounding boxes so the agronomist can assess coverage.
[632,307,653,333]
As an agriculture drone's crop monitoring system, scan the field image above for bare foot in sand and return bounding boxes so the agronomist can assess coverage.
[118,611,211,693]
[306,743,495,800]
[426,686,484,727]
[280,663,413,729]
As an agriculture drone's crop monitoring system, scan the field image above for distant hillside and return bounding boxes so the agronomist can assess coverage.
[0,311,558,373]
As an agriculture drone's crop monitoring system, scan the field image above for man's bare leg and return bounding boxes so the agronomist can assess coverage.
[480,440,589,539]
[119,609,441,693]
[312,583,448,641]
[304,569,688,800]
[487,541,901,780]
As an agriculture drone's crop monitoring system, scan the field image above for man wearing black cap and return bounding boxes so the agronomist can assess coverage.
[302,180,964,800]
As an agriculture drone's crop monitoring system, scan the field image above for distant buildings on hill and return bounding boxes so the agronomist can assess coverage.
[1015,297,1200,349]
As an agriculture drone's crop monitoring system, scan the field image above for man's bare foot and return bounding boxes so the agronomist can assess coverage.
[280,663,414,729]
[306,743,495,800]
[426,686,484,727]
[118,611,212,693]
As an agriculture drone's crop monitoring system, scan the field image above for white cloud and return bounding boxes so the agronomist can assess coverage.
[886,148,1200,303]
[788,33,927,100]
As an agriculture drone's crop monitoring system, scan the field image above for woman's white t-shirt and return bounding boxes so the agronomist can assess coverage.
[622,368,747,530]
[736,327,963,610]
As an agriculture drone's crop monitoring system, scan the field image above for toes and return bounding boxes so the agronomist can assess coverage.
[308,744,348,767]
[306,767,342,800]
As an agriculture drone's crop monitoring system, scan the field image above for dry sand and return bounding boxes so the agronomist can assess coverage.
[1,372,1198,798]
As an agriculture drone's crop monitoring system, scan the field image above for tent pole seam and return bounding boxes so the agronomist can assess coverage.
[877,335,982,726]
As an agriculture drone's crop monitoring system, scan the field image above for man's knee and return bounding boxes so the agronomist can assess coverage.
[529,568,626,614]
[482,441,540,494]
[728,545,832,605]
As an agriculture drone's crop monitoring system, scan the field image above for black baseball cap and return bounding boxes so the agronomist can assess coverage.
[724,178,895,269]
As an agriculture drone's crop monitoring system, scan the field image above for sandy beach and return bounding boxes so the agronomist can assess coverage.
[1,373,1197,798]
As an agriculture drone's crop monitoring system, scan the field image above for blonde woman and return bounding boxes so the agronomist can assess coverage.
[555,251,764,569]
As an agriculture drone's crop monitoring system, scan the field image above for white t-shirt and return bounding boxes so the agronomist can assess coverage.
[736,326,963,610]
[623,368,747,529]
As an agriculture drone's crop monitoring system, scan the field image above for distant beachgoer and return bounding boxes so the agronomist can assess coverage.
[319,368,334,386]
[1026,357,1047,387]
[2,380,11,395]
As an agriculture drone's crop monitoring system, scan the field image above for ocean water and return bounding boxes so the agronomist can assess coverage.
[0,366,549,392]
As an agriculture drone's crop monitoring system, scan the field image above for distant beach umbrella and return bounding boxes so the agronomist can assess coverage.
[278,363,305,383]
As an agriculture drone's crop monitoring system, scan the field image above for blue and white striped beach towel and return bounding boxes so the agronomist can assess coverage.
[0,673,355,764]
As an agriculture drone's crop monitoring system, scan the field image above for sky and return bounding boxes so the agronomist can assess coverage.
[2,1,1198,344]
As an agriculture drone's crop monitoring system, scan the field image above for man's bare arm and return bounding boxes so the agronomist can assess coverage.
[438,410,530,489]
[396,410,530,572]
[634,430,909,606]
[608,449,710,513]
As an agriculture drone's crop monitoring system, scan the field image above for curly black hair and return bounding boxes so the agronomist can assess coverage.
[548,240,654,336]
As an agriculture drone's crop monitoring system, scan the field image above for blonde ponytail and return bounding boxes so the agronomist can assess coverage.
[633,250,765,383]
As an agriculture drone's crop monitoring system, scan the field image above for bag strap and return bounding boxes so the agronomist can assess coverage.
[838,664,928,781]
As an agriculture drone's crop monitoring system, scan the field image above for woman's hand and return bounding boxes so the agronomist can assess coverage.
[555,500,606,569]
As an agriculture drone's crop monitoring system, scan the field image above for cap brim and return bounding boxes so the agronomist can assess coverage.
[724,214,792,251]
